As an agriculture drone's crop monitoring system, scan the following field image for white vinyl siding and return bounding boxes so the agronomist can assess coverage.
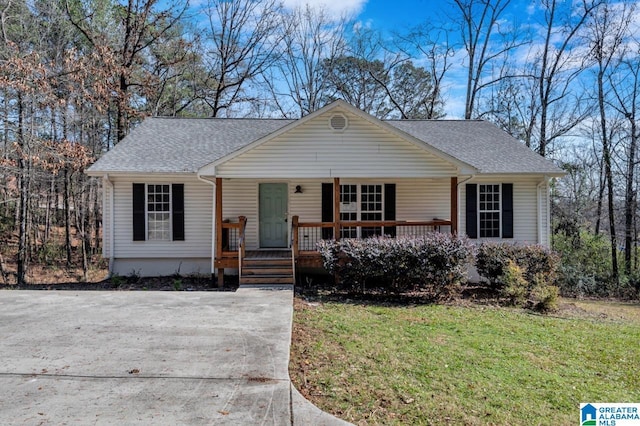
[211,109,459,178]
[110,175,212,258]
[220,178,453,251]
[102,174,550,271]
[460,176,543,245]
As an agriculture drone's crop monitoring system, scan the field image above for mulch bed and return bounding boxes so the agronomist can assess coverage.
[0,275,239,291]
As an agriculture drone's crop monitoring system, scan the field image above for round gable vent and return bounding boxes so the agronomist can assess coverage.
[329,113,348,132]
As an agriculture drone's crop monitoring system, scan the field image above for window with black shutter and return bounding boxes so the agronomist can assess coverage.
[465,183,513,239]
[132,183,185,241]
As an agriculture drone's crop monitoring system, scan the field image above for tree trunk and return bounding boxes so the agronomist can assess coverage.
[595,151,605,235]
[624,118,637,274]
[597,68,619,286]
[16,93,28,285]
[64,166,72,267]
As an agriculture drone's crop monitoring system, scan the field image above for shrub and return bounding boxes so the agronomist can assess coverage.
[476,242,560,313]
[110,273,124,288]
[500,260,528,306]
[530,279,559,313]
[476,242,559,289]
[553,231,612,297]
[317,234,474,300]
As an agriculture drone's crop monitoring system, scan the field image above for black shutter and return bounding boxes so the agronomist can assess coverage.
[384,184,396,237]
[321,183,334,239]
[465,184,477,239]
[172,183,185,241]
[501,183,513,238]
[132,183,146,241]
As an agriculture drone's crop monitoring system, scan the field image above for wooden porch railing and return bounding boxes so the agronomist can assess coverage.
[216,215,246,287]
[237,216,247,281]
[291,216,452,253]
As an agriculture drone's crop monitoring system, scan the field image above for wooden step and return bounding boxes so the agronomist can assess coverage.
[240,275,294,285]
[243,267,293,275]
[243,258,291,266]
[240,255,294,286]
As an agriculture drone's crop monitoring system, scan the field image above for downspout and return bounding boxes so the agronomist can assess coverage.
[103,174,115,275]
[197,174,217,275]
[536,177,550,246]
[536,176,549,245]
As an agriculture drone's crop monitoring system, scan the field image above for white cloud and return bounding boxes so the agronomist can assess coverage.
[281,0,367,19]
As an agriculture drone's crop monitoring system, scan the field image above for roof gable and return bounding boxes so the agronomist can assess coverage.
[198,100,472,178]
[205,105,462,178]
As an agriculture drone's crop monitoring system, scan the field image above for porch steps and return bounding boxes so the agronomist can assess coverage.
[240,258,294,286]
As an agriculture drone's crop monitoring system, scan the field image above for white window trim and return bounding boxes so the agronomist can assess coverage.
[146,184,172,241]
[478,183,501,238]
[340,183,385,238]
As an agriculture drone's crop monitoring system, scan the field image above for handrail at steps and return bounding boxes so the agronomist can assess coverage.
[237,216,247,281]
[291,216,299,285]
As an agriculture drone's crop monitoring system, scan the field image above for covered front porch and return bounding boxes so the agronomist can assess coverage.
[213,177,458,287]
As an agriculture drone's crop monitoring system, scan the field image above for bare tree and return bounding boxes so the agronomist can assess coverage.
[604,8,640,274]
[586,0,636,282]
[395,23,454,119]
[66,0,188,142]
[451,0,521,119]
[532,0,602,157]
[321,55,391,117]
[267,5,348,117]
[198,0,283,117]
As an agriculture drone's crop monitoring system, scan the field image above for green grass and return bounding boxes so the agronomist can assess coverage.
[290,298,640,425]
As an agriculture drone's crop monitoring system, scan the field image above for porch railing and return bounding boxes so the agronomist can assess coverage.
[220,216,247,256]
[291,216,452,253]
[237,216,247,280]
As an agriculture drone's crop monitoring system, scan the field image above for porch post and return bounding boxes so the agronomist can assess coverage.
[450,176,458,236]
[333,177,340,240]
[215,177,224,287]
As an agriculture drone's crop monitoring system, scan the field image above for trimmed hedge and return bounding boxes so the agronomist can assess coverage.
[317,234,473,300]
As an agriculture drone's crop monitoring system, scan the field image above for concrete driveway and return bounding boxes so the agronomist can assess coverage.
[0,288,349,425]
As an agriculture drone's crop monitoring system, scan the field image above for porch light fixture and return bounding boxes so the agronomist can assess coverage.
[295,185,303,193]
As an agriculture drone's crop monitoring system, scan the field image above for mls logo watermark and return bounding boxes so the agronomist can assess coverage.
[581,403,640,426]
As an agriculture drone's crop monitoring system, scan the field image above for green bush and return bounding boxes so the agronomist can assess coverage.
[553,231,612,296]
[476,242,560,313]
[476,242,559,289]
[501,260,528,306]
[317,234,474,300]
[530,279,559,313]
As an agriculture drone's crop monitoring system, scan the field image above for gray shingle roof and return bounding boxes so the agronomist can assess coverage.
[87,115,563,176]
[388,120,563,174]
[87,118,294,174]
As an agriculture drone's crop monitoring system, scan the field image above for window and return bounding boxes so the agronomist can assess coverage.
[360,184,383,237]
[339,184,384,238]
[133,183,184,242]
[479,184,500,238]
[340,184,357,238]
[147,184,171,240]
[465,183,512,240]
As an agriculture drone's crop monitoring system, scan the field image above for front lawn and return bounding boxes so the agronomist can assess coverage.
[290,297,640,425]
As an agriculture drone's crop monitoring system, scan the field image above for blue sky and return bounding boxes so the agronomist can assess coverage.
[282,0,535,32]
[279,0,538,117]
